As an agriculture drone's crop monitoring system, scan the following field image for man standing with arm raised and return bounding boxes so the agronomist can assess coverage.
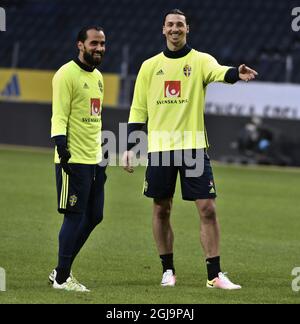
[123,9,257,289]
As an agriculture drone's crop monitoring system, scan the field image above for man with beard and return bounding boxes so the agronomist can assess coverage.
[49,26,107,292]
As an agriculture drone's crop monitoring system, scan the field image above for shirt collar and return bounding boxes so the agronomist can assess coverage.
[163,44,192,59]
[73,57,95,72]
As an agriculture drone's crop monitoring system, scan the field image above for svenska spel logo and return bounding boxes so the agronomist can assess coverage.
[90,98,101,116]
[164,81,181,98]
[0,7,6,31]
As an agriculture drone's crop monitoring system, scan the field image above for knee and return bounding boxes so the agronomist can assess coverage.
[156,206,171,220]
[199,202,216,221]
[154,199,171,220]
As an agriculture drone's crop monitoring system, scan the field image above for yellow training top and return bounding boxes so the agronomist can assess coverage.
[129,49,231,152]
[51,60,104,164]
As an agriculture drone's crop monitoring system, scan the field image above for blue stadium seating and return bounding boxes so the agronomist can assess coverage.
[1,0,299,83]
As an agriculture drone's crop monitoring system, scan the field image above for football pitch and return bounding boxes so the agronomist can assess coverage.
[0,147,299,304]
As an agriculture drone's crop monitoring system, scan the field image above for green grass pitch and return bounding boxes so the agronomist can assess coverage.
[0,147,299,304]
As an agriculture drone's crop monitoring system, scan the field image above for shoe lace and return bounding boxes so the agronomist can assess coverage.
[66,279,83,291]
[162,270,173,281]
[69,274,89,290]
[70,274,79,284]
[219,272,231,283]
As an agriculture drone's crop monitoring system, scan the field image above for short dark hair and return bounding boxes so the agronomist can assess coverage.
[77,26,104,43]
[163,9,188,25]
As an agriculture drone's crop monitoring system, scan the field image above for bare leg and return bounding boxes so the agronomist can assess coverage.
[152,198,173,254]
[195,198,220,258]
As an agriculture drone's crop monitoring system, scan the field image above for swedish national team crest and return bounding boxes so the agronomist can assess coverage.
[69,195,77,207]
[183,64,192,77]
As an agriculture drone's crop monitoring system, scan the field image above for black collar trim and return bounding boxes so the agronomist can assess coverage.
[73,57,95,72]
[163,44,192,59]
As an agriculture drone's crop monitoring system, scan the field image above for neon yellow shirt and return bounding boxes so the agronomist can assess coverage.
[129,49,231,152]
[51,60,104,164]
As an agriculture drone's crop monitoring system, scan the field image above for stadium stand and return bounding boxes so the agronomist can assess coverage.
[1,0,300,165]
[1,0,300,82]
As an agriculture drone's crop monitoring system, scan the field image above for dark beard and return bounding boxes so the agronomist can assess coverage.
[83,51,102,67]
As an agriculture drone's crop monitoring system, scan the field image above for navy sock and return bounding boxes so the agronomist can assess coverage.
[206,256,221,280]
[160,253,175,274]
[56,267,71,284]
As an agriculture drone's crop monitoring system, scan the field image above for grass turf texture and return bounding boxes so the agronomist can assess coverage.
[0,147,299,304]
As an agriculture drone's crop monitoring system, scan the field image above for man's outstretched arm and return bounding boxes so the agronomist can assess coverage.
[224,65,258,84]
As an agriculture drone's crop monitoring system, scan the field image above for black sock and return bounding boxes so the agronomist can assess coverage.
[56,267,70,284]
[160,253,175,274]
[206,256,221,280]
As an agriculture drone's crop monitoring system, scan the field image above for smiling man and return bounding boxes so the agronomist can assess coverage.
[50,26,107,292]
[123,9,258,289]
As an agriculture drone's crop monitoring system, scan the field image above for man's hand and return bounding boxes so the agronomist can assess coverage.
[57,145,73,175]
[238,64,258,82]
[122,150,134,173]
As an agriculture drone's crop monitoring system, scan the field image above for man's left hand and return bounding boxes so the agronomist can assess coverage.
[122,150,134,173]
[238,64,258,82]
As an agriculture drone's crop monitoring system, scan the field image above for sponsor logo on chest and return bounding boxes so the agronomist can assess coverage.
[164,81,181,98]
[90,98,101,116]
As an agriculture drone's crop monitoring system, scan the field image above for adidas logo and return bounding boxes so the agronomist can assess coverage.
[83,83,89,89]
[0,74,20,97]
[156,69,164,75]
[209,187,215,194]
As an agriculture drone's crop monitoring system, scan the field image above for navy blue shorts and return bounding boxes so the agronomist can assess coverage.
[143,150,216,201]
[55,164,107,215]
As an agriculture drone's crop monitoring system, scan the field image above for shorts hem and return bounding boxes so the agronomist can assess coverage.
[182,194,217,201]
[144,192,174,199]
[57,208,83,214]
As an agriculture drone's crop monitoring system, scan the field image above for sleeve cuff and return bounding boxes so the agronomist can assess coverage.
[53,135,67,147]
[127,123,145,151]
[224,67,240,84]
